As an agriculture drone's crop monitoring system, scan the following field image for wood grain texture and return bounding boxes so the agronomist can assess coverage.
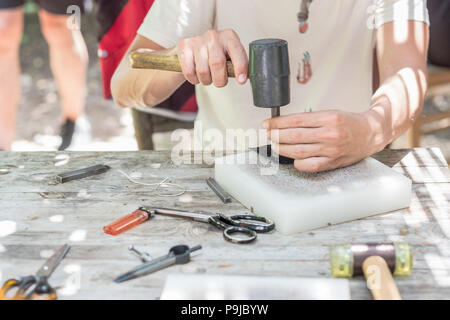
[0,148,449,300]
[130,51,236,77]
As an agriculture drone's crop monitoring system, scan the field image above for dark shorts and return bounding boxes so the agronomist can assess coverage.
[0,0,85,15]
[428,0,450,67]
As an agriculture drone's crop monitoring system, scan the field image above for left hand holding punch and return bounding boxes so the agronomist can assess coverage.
[263,110,387,173]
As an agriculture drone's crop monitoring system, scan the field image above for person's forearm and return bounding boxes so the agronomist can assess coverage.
[365,66,427,153]
[364,21,429,153]
[111,48,185,108]
[111,29,249,108]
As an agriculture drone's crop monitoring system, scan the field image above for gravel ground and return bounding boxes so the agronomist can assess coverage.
[11,10,450,163]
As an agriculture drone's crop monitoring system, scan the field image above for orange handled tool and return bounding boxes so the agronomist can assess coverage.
[104,207,154,236]
[0,244,70,300]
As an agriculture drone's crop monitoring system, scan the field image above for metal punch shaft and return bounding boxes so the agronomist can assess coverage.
[271,107,281,118]
[56,164,110,183]
[115,245,201,283]
[206,177,232,204]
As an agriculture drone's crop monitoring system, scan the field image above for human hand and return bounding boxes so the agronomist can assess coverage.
[262,110,388,172]
[177,29,248,87]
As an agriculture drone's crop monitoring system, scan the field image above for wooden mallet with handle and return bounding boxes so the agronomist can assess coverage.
[330,242,413,300]
[130,39,293,163]
[129,39,291,118]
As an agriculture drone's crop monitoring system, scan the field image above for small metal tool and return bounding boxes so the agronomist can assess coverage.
[115,244,202,283]
[128,245,152,263]
[143,207,275,244]
[56,164,110,183]
[206,177,232,204]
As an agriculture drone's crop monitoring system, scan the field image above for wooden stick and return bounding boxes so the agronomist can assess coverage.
[362,256,402,300]
[129,50,236,77]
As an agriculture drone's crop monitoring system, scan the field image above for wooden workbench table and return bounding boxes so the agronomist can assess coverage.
[0,148,449,300]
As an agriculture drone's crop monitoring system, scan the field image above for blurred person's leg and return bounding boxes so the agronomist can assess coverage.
[0,6,24,151]
[38,4,88,150]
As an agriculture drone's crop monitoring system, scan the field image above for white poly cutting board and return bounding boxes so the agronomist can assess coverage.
[161,274,351,300]
[215,151,412,235]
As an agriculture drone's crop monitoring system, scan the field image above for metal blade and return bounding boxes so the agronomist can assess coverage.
[36,244,71,278]
[151,207,212,223]
[114,254,176,283]
[271,107,280,118]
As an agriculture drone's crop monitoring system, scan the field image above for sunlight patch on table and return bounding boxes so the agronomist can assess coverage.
[58,264,81,297]
[178,194,193,203]
[77,189,91,199]
[425,254,450,287]
[50,215,64,223]
[54,154,70,167]
[40,249,55,259]
[69,229,87,242]
[425,184,450,239]
[0,221,16,238]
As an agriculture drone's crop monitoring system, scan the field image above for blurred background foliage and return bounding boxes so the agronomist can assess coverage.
[14,1,137,151]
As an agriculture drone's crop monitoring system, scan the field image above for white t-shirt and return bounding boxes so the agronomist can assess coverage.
[138,0,429,145]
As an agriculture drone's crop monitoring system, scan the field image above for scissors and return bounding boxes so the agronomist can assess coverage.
[0,244,70,300]
[141,207,275,244]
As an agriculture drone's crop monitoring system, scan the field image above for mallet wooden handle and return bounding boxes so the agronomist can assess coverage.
[129,50,236,77]
[362,256,402,300]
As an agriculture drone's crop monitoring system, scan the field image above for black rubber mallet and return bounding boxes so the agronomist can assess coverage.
[130,38,293,163]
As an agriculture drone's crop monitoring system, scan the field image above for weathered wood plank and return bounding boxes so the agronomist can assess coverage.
[0,148,449,300]
[0,147,447,168]
[0,256,448,300]
[0,181,447,204]
[1,149,448,194]
[0,164,448,195]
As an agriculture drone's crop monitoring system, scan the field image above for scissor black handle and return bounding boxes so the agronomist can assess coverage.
[226,214,275,233]
[31,276,57,300]
[208,216,257,244]
[223,226,257,244]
